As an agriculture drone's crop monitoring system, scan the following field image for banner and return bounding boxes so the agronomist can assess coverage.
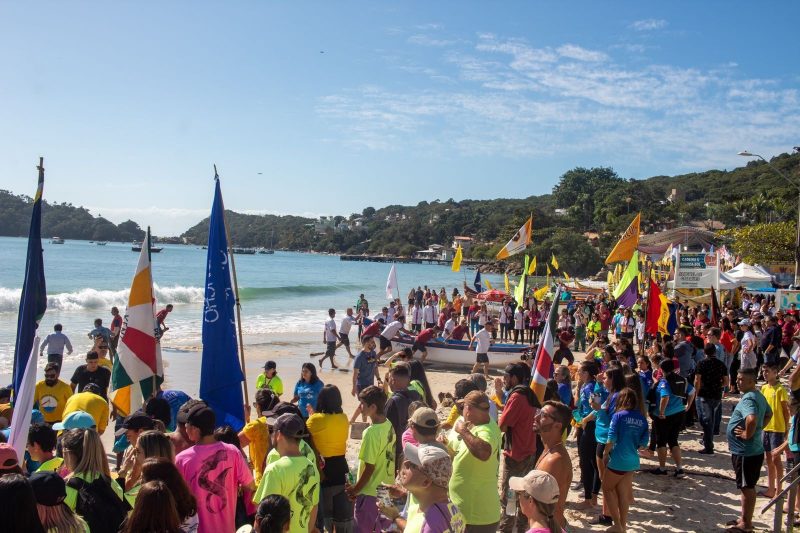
[496,216,532,260]
[675,252,719,290]
[605,213,641,264]
[777,290,800,311]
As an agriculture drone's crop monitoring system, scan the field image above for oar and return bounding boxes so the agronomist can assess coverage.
[309,351,325,357]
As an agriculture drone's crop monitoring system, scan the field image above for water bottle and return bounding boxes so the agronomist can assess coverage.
[505,487,517,516]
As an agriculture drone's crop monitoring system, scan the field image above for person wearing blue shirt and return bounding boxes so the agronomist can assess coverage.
[349,337,382,423]
[575,361,602,511]
[291,363,324,419]
[602,388,649,533]
[653,359,695,478]
[726,368,772,533]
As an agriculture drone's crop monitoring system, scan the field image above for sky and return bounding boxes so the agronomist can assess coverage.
[1,2,798,235]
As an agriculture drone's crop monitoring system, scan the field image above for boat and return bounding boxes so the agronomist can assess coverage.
[232,247,257,255]
[51,237,65,244]
[131,242,163,253]
[258,230,275,254]
[96,241,107,246]
[391,335,531,368]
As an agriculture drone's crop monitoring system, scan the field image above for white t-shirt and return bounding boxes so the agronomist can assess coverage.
[381,320,404,340]
[339,315,357,335]
[444,318,457,335]
[514,310,524,329]
[325,319,338,342]
[423,305,437,324]
[387,307,396,322]
[499,306,511,324]
[478,311,488,326]
[474,329,492,353]
[412,306,423,324]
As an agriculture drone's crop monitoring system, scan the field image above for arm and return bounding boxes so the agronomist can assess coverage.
[348,463,375,495]
[735,413,759,441]
[693,373,702,396]
[40,336,48,355]
[352,367,359,396]
[658,395,669,418]
[454,421,492,461]
[782,400,791,436]
[66,337,72,354]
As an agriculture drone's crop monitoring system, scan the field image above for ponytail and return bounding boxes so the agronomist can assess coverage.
[536,500,559,533]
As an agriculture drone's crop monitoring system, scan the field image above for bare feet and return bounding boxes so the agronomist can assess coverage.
[574,499,597,511]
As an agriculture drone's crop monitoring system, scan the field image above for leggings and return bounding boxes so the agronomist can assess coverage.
[579,420,601,500]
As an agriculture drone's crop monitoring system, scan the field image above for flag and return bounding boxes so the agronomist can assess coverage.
[451,245,463,272]
[607,271,614,290]
[528,256,537,276]
[710,286,721,327]
[13,159,47,397]
[474,271,482,292]
[484,278,493,290]
[386,264,399,299]
[534,285,549,300]
[531,286,562,402]
[10,337,39,463]
[504,273,510,293]
[514,256,529,305]
[612,251,640,308]
[200,177,245,431]
[605,212,641,264]
[496,216,532,260]
[563,271,570,282]
[110,228,164,416]
[546,264,551,276]
[550,254,559,270]
[645,279,670,335]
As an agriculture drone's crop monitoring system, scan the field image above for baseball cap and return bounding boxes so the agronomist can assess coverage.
[82,383,102,395]
[0,443,19,472]
[739,318,752,326]
[52,410,96,431]
[456,390,491,410]
[29,471,67,506]
[409,407,440,430]
[115,413,156,436]
[509,469,560,504]
[272,413,308,439]
[403,443,452,488]
[263,402,303,426]
[264,361,277,370]
[185,404,215,435]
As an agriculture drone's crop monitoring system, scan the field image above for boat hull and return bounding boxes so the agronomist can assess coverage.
[391,337,529,368]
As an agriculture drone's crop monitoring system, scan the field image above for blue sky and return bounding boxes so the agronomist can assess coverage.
[1,2,798,235]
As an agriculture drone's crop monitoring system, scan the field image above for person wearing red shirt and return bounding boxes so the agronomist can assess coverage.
[782,314,797,354]
[411,326,439,363]
[598,304,611,337]
[110,306,123,352]
[156,304,173,338]
[360,319,382,341]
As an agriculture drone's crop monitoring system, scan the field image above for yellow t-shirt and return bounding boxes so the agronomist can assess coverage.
[242,416,270,484]
[34,379,73,423]
[358,419,396,497]
[253,455,320,533]
[306,412,348,457]
[255,373,284,396]
[445,405,460,428]
[447,420,502,526]
[763,382,789,433]
[97,358,113,371]
[62,392,110,434]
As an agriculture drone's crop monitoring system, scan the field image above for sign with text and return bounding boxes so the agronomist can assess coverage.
[675,252,719,290]
[777,290,800,311]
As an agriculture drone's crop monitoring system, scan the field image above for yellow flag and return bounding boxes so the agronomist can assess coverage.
[528,256,537,276]
[496,216,533,260]
[607,270,614,290]
[484,278,493,290]
[605,213,641,264]
[546,264,551,276]
[451,244,463,272]
[563,271,570,282]
[504,272,510,293]
[550,254,559,270]
[534,285,548,300]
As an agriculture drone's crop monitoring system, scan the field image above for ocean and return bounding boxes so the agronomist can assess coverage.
[0,236,504,381]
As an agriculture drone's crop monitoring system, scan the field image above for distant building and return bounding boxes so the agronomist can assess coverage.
[314,216,336,234]
[452,236,473,252]
[554,208,568,217]
[667,188,685,203]
[415,244,446,260]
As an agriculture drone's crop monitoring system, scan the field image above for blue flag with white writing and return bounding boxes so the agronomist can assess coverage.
[13,161,47,398]
[474,271,482,293]
[200,177,245,430]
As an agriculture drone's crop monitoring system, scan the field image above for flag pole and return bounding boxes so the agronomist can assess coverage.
[147,226,157,397]
[215,165,250,415]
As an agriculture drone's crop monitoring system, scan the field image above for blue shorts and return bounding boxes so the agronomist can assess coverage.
[763,431,785,452]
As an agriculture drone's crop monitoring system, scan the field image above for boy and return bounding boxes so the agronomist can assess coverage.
[761,362,790,498]
[345,385,396,532]
[320,308,339,369]
[350,337,383,423]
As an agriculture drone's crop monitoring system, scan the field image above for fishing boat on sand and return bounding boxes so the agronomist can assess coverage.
[391,335,531,368]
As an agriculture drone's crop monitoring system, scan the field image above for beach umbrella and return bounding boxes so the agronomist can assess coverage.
[476,289,508,302]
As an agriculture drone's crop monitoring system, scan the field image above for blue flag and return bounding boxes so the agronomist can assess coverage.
[13,159,47,398]
[200,177,245,430]
[474,271,482,293]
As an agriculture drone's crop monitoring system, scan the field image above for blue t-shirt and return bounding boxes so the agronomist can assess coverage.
[607,409,649,472]
[157,390,191,432]
[657,378,694,417]
[727,390,772,456]
[294,379,324,419]
[638,370,653,393]
[557,383,572,407]
[578,381,596,417]
[594,390,617,444]
[789,414,800,453]
[353,350,379,390]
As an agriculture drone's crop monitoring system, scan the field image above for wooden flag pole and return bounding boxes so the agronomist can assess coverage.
[215,165,250,416]
[147,226,158,397]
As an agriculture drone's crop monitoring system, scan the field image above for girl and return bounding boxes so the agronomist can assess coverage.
[292,363,324,419]
[513,470,562,533]
[30,471,88,533]
[252,494,292,533]
[653,359,695,477]
[141,458,199,533]
[575,361,602,511]
[137,429,175,461]
[0,474,45,533]
[408,360,437,409]
[121,481,182,533]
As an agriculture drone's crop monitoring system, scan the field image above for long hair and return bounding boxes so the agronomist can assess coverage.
[137,430,175,461]
[408,360,436,409]
[122,481,181,533]
[604,367,626,394]
[37,502,83,533]
[616,387,641,413]
[535,499,559,533]
[624,374,646,414]
[63,428,110,478]
[301,362,319,384]
[316,384,344,414]
[0,474,45,533]
[256,494,292,533]
[141,458,197,524]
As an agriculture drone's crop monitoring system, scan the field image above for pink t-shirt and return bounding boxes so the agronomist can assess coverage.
[401,428,419,448]
[176,441,254,533]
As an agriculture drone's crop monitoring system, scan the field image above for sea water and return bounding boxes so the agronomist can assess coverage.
[0,236,504,381]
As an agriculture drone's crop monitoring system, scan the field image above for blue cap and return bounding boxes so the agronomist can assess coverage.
[31,409,45,424]
[52,411,96,431]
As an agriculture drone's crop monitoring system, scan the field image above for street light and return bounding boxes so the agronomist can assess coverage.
[738,150,800,286]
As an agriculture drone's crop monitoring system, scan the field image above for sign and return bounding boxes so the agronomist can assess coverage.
[764,262,794,287]
[675,252,719,290]
[777,290,800,311]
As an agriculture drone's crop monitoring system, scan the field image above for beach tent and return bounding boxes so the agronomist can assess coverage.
[724,262,773,288]
[718,272,739,290]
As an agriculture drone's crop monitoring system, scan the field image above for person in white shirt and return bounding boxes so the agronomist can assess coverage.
[468,320,495,375]
[387,302,397,323]
[499,301,512,342]
[443,311,459,338]
[374,307,389,324]
[514,307,525,344]
[336,308,359,358]
[40,324,73,368]
[423,300,437,328]
[377,319,412,357]
[411,303,424,333]
[320,308,339,369]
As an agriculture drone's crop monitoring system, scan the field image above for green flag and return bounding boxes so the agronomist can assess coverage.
[514,255,529,304]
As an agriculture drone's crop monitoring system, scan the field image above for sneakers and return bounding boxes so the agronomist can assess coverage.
[698,449,715,455]
[650,467,668,475]
[674,468,686,478]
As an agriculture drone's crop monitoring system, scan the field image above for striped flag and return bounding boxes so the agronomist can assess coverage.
[496,216,532,260]
[531,286,562,403]
[111,228,163,416]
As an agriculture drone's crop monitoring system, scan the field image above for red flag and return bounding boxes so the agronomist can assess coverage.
[646,278,668,336]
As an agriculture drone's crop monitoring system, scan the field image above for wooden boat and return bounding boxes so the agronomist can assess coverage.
[391,335,531,368]
[51,237,65,244]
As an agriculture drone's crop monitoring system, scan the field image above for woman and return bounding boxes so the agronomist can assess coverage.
[619,309,635,341]
[0,473,45,533]
[477,302,489,334]
[526,302,539,344]
[602,388,649,533]
[575,361,602,511]
[305,384,352,533]
[30,471,89,533]
[246,494,291,533]
[573,307,587,352]
[292,363,324,419]
[141,458,199,533]
[510,469,561,533]
[408,360,437,409]
[137,429,175,461]
[121,481,182,533]
[652,359,695,477]
[739,319,757,370]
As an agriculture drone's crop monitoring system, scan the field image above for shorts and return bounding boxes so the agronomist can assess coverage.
[732,453,764,489]
[425,322,436,329]
[378,335,392,351]
[654,411,684,449]
[606,466,627,475]
[763,431,785,452]
[338,333,350,347]
[325,341,337,356]
[476,353,489,364]
[412,341,427,353]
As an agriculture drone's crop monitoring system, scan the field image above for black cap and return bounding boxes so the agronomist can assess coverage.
[273,413,308,439]
[82,383,102,395]
[29,471,67,506]
[115,413,156,436]
[185,404,216,434]
[264,361,276,370]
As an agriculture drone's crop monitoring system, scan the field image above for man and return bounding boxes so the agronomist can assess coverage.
[411,325,439,363]
[70,351,111,399]
[423,299,437,329]
[110,306,123,352]
[320,308,339,369]
[674,327,696,379]
[169,399,204,455]
[411,301,424,333]
[442,391,501,533]
[761,315,783,365]
[695,343,729,454]
[93,336,114,370]
[377,319,412,358]
[52,410,97,432]
[256,361,284,397]
[385,363,422,466]
[40,323,73,368]
[60,384,109,434]
[351,336,383,423]
[26,423,63,472]
[498,363,539,533]
[117,413,156,490]
[253,413,320,533]
[176,403,255,533]
[469,320,494,375]
[336,307,359,358]
[360,318,383,342]
[447,318,471,342]
[726,368,772,533]
[443,311,459,339]
[87,318,112,345]
[34,362,73,425]
[534,401,574,530]
[156,304,173,337]
[374,306,389,325]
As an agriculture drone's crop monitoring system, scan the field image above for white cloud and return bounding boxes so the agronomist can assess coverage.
[408,34,455,47]
[557,44,608,62]
[630,19,667,31]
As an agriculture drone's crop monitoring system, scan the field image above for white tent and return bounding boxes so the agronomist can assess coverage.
[718,272,740,290]
[724,263,773,288]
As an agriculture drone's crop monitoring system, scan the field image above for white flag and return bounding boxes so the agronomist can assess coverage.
[10,337,39,463]
[386,264,398,299]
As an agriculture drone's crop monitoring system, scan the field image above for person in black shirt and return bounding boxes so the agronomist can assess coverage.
[70,351,111,399]
[384,363,421,470]
[694,344,729,454]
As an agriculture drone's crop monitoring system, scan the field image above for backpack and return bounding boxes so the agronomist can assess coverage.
[665,373,688,404]
[66,475,130,533]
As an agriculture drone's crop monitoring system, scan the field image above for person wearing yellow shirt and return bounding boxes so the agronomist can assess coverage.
[61,385,110,434]
[239,388,273,484]
[256,361,284,397]
[34,362,73,424]
[761,362,790,499]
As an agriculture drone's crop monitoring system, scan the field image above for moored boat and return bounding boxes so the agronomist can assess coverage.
[131,241,163,253]
[391,335,531,368]
[51,236,65,244]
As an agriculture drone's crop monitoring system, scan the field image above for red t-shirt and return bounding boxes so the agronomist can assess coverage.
[719,330,734,353]
[111,315,123,331]
[498,392,538,460]
[451,325,468,340]
[156,309,169,324]
[599,309,611,330]
[361,322,381,339]
[416,328,436,344]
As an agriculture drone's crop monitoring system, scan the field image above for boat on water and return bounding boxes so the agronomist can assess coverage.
[131,241,163,253]
[232,247,257,254]
[51,236,65,244]
[96,241,107,246]
[391,335,531,368]
[258,248,274,254]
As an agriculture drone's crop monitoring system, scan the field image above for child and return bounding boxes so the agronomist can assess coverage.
[761,362,790,498]
[345,385,396,532]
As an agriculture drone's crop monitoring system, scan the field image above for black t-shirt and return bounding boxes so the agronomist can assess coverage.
[70,365,111,399]
[695,357,727,400]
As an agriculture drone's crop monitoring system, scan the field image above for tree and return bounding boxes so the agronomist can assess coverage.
[719,221,797,263]
[362,206,376,218]
[528,229,603,277]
